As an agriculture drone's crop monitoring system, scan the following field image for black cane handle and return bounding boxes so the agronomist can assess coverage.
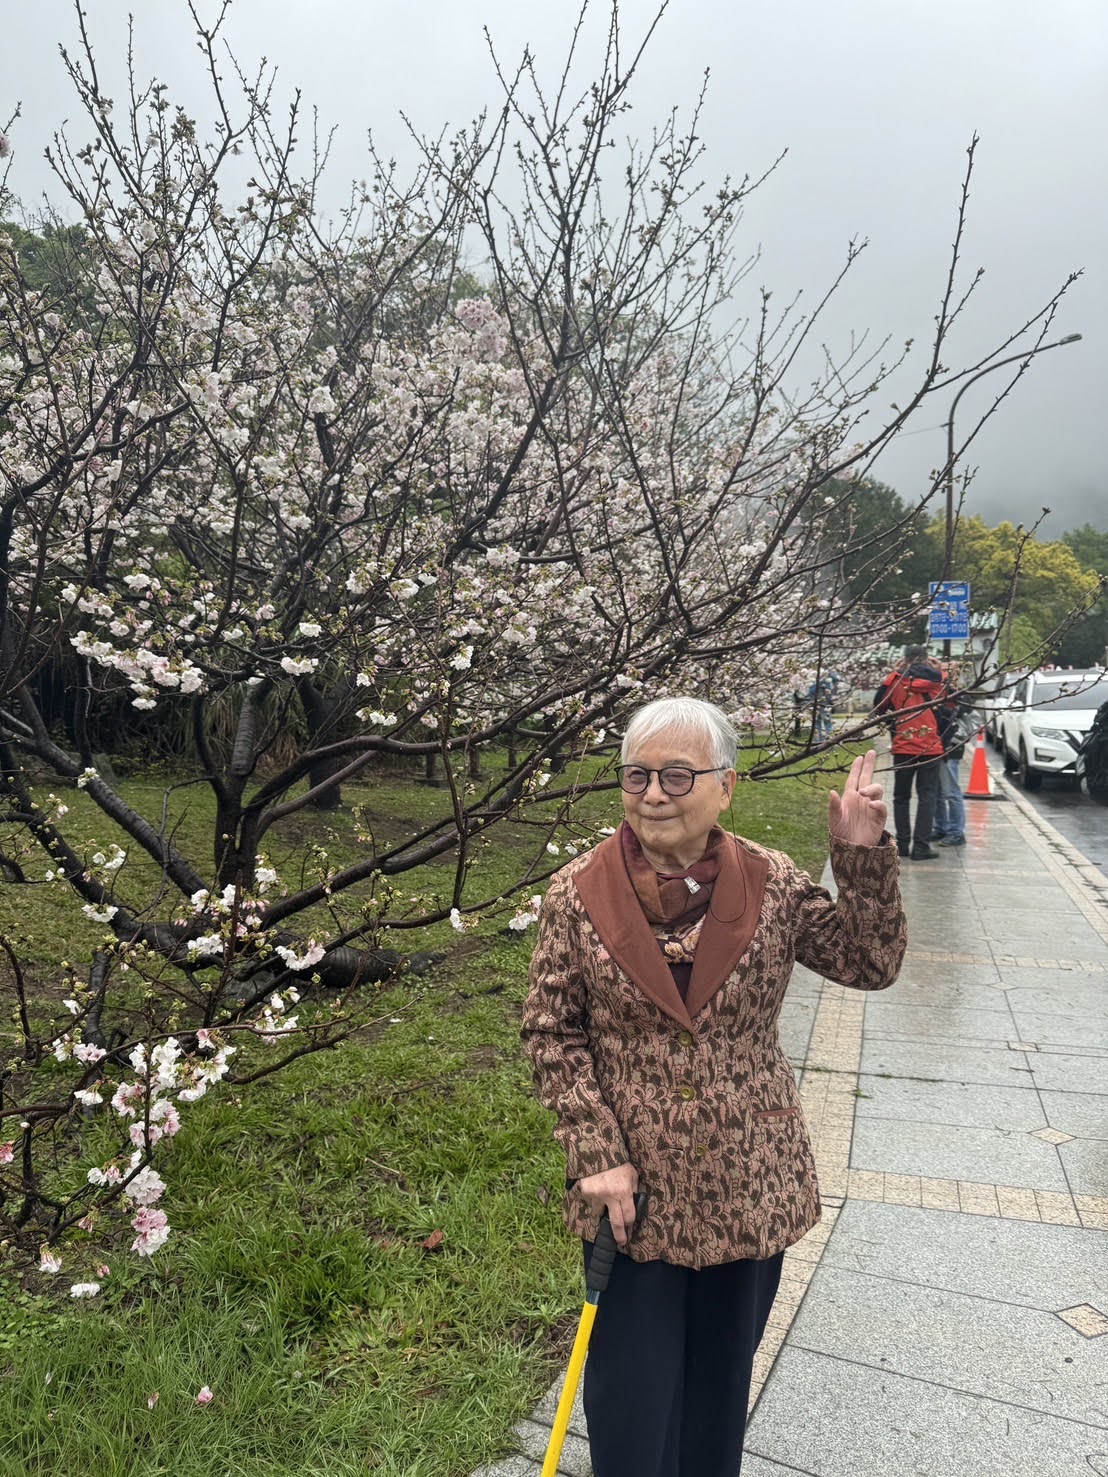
[586,1191,648,1297]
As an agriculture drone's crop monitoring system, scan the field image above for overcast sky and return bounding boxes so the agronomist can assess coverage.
[4,0,1106,536]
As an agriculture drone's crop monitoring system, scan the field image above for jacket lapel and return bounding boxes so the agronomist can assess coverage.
[684,834,769,1019]
[573,831,696,1033]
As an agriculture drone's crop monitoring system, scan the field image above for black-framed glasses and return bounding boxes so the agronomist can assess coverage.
[616,764,728,796]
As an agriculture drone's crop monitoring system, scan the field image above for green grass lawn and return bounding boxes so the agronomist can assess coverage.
[0,740,852,1475]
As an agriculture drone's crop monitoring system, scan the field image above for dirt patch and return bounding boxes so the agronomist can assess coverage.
[466,1044,502,1070]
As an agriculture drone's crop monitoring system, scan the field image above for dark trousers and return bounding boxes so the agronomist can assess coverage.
[582,1243,784,1477]
[892,753,941,846]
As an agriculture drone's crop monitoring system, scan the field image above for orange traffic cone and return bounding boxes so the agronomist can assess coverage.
[964,730,1000,801]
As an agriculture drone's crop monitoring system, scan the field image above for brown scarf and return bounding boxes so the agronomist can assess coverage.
[620,821,727,968]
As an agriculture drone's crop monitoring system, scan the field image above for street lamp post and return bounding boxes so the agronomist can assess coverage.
[940,333,1083,662]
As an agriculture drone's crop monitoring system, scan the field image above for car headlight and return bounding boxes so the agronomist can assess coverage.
[1029,726,1061,739]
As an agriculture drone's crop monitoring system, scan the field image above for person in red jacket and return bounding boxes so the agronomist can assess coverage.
[872,644,947,859]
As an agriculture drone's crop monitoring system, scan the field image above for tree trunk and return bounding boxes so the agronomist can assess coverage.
[300,681,345,810]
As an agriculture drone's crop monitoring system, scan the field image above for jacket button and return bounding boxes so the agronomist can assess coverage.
[677,1031,694,1047]
[679,1084,696,1101]
[692,1144,707,1159]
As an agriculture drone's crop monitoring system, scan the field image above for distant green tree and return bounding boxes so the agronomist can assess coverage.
[817,475,941,640]
[0,219,101,323]
[946,515,1104,665]
[1059,521,1108,666]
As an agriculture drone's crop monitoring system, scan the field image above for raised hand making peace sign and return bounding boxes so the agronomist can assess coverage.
[828,749,888,848]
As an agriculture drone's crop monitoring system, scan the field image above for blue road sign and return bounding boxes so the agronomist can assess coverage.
[929,608,971,640]
[928,580,971,641]
[929,581,971,604]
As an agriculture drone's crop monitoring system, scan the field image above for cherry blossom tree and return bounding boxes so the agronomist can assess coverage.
[0,2,1078,1265]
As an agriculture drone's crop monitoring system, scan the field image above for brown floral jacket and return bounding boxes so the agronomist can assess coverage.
[521,828,907,1268]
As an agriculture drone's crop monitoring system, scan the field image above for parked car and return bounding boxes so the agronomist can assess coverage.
[999,669,1108,790]
[980,682,1019,749]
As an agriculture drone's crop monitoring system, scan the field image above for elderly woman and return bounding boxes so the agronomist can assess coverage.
[522,697,906,1477]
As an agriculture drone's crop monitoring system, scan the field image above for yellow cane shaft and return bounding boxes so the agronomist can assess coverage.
[541,1299,598,1477]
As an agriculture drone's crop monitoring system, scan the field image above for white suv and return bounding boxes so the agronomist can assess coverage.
[1000,669,1108,790]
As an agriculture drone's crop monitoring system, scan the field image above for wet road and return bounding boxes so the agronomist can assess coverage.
[1001,769,1108,879]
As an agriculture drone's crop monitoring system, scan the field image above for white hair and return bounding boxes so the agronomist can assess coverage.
[621,697,738,770]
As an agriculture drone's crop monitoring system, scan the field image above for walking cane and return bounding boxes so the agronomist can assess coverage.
[540,1192,647,1477]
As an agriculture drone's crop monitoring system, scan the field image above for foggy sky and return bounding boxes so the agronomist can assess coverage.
[3,0,1106,536]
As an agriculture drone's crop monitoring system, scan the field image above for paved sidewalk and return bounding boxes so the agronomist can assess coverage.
[479,769,1108,1477]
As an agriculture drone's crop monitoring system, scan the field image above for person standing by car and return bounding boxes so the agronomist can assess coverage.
[873,644,946,859]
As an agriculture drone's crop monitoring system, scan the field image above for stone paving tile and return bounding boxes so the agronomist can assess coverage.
[1058,1303,1108,1337]
[989,941,1108,970]
[513,1417,591,1475]
[817,1202,1107,1310]
[957,1180,1001,1215]
[977,906,1102,938]
[1028,1051,1108,1095]
[1002,985,1108,1022]
[785,963,827,996]
[741,1458,818,1477]
[964,866,1046,877]
[849,1119,1072,1193]
[859,1038,1035,1088]
[778,998,818,1062]
[1034,1189,1083,1226]
[858,1003,1013,1043]
[995,1184,1039,1219]
[528,1379,587,1439]
[894,960,996,980]
[966,885,1083,912]
[872,981,1013,1012]
[747,1345,1107,1477]
[853,1076,1047,1131]
[1010,1011,1108,1050]
[782,1263,1108,1427]
[920,1177,962,1210]
[846,1168,886,1199]
[1058,1138,1108,1196]
[899,951,1002,974]
[1030,1126,1075,1145]
[1021,1042,1108,1060]
[472,1459,543,1477]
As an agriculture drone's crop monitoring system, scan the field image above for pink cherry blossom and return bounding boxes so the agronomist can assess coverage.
[130,1206,170,1257]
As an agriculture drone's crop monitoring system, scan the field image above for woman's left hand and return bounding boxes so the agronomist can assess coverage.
[828,749,887,847]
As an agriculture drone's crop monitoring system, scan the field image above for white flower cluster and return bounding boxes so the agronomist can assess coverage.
[508,894,544,933]
[255,986,303,1043]
[69,628,206,709]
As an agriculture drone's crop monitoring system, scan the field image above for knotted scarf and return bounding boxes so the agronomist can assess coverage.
[620,821,728,996]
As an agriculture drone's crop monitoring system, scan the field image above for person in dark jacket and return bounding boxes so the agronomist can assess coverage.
[872,644,946,859]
